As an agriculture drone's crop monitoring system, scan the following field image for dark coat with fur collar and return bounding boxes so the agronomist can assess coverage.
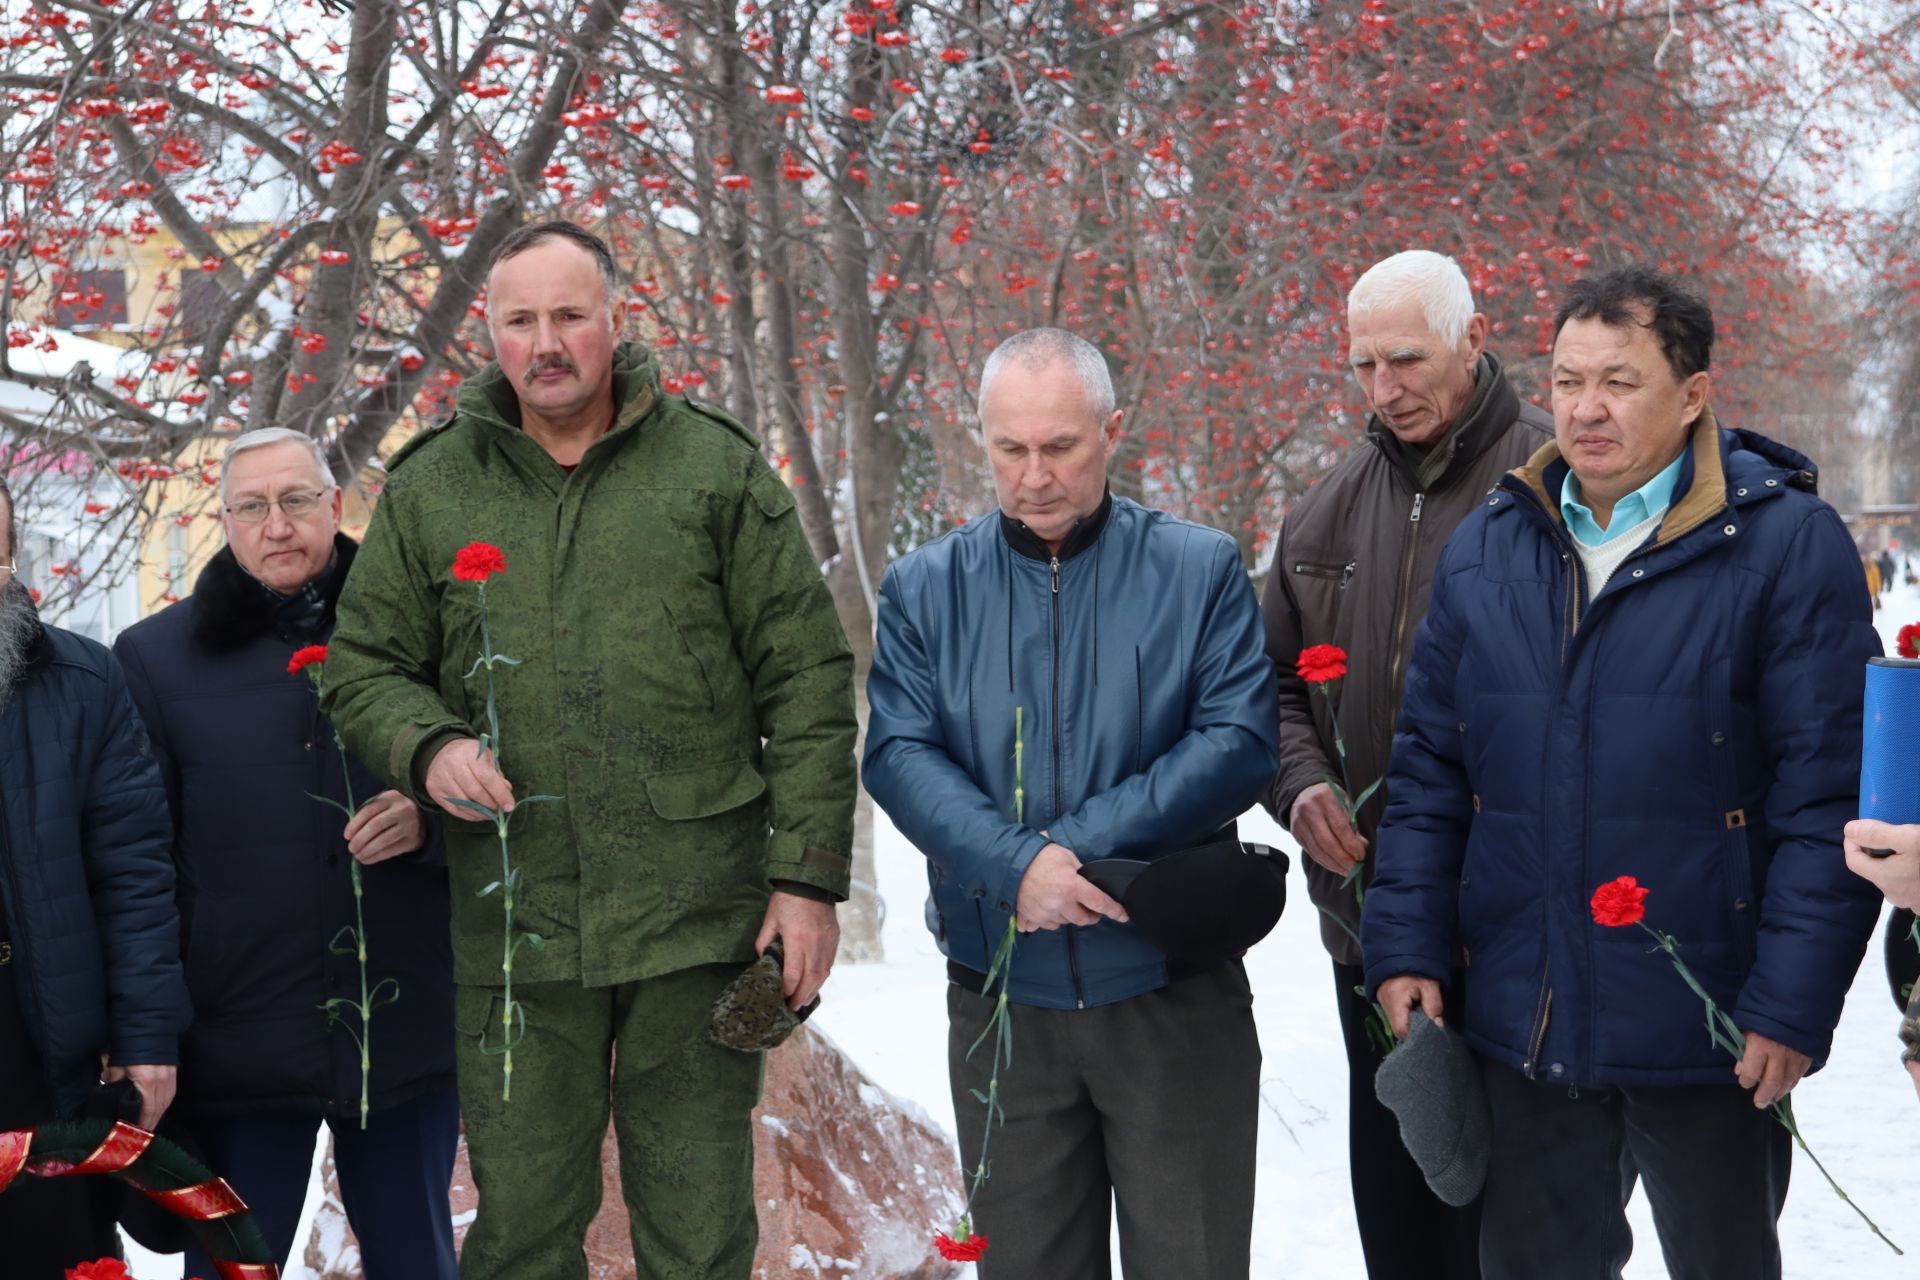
[113,535,455,1118]
[0,608,190,1118]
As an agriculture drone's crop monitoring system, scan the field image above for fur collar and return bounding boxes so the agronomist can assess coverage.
[7,598,51,693]
[189,533,358,652]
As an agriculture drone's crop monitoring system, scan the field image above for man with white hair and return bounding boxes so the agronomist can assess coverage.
[1260,250,1550,1278]
[114,428,457,1280]
[865,327,1280,1276]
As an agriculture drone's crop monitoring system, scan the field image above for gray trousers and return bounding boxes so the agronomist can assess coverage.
[946,962,1261,1280]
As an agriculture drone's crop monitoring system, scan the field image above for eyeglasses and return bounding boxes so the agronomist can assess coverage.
[225,488,331,524]
[0,563,13,585]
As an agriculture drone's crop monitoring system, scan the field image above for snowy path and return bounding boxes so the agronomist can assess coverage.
[128,573,1920,1278]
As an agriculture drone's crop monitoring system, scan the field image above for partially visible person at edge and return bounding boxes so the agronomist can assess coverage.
[1363,266,1881,1279]
[1260,249,1550,1280]
[114,428,458,1280]
[0,475,190,1277]
[1864,550,1883,608]
[1841,819,1920,1104]
[863,327,1280,1279]
[319,220,857,1280]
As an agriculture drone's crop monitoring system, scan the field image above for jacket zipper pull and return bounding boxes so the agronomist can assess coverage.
[1410,492,1425,524]
[1050,556,1060,594]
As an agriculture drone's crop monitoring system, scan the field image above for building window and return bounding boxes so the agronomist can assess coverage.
[50,267,130,331]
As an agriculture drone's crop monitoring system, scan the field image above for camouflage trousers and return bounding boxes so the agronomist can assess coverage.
[455,964,764,1280]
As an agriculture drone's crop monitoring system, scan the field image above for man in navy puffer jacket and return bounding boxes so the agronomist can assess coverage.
[865,327,1279,1278]
[1363,268,1881,1279]
[0,476,189,1276]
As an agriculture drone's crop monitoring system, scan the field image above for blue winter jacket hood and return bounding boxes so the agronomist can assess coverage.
[864,493,1280,1010]
[1362,410,1882,1085]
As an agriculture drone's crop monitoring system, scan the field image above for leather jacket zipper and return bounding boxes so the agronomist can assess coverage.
[1051,554,1087,1010]
[1385,492,1426,699]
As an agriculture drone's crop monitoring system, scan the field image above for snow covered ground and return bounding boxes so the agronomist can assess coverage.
[128,574,1920,1278]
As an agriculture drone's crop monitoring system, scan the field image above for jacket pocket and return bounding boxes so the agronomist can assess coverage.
[645,758,767,820]
[1291,559,1356,584]
[659,596,718,711]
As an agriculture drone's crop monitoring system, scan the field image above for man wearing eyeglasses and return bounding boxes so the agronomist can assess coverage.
[113,428,459,1280]
[0,476,190,1276]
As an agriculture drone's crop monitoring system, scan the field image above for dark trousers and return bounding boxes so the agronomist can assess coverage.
[1478,1057,1791,1280]
[0,951,120,1279]
[1332,960,1482,1280]
[946,963,1261,1280]
[181,1086,461,1280]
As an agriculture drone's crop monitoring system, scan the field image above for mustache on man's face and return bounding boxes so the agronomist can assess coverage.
[523,357,579,386]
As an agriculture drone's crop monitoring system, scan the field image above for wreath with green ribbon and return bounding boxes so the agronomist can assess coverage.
[0,1118,279,1279]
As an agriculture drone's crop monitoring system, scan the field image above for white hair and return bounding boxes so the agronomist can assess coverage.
[1347,251,1476,350]
[221,427,336,503]
[977,327,1116,429]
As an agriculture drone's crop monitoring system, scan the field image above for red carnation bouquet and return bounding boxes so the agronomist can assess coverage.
[1590,876,1899,1253]
[1897,621,1920,660]
[1296,644,1393,1050]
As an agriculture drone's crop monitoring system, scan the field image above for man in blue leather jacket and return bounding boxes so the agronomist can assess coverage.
[864,327,1280,1278]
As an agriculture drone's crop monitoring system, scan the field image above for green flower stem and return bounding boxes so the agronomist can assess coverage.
[1313,682,1394,1052]
[1637,922,1901,1255]
[306,662,387,1132]
[953,708,1026,1244]
[463,578,540,1103]
[495,810,516,1102]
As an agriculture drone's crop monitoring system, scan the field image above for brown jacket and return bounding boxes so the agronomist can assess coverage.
[1261,352,1553,964]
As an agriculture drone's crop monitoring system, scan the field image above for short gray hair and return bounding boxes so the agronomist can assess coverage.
[977,327,1116,429]
[1347,251,1476,350]
[221,428,336,503]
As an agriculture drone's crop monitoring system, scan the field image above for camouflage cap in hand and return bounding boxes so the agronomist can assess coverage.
[708,938,820,1052]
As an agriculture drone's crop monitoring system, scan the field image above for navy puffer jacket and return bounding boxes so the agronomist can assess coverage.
[864,494,1280,1010]
[0,609,190,1117]
[1362,413,1881,1085]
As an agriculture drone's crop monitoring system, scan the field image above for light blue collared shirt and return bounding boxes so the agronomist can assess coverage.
[1560,452,1686,548]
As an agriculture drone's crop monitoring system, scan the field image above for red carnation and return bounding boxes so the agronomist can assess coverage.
[287,644,329,676]
[1899,622,1920,660]
[934,1231,989,1262]
[452,541,508,582]
[1590,875,1649,928]
[66,1261,132,1280]
[1297,643,1348,685]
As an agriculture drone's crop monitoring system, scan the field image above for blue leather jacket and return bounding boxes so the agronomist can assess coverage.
[864,494,1280,1009]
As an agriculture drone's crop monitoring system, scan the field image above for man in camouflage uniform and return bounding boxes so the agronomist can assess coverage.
[322,221,857,1279]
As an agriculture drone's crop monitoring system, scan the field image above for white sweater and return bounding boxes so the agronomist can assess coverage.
[1574,507,1666,599]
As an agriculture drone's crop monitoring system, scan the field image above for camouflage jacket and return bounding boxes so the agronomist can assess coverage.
[322,343,857,987]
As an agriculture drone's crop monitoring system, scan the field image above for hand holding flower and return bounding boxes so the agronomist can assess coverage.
[344,790,424,864]
[425,736,517,816]
[1590,874,1900,1253]
[1735,1032,1811,1110]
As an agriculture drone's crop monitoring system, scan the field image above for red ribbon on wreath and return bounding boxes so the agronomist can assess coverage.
[0,1119,281,1278]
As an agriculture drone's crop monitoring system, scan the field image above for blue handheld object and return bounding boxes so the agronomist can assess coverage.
[1862,657,1920,823]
